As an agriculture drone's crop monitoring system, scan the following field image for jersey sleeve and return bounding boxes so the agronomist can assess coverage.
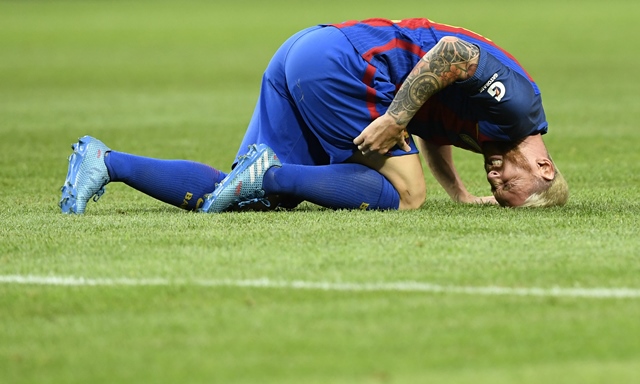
[455,46,548,141]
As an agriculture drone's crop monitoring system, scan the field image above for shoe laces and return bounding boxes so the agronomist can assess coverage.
[236,197,271,209]
[92,187,106,202]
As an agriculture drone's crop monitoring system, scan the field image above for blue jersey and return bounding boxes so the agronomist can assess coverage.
[330,18,548,152]
[237,18,547,167]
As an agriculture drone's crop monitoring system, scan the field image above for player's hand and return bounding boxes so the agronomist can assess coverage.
[354,114,411,155]
[459,195,498,205]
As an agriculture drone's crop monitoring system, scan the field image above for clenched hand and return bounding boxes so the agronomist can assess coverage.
[353,114,412,155]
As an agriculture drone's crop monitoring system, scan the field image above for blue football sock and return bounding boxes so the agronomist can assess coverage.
[263,163,400,210]
[104,151,227,210]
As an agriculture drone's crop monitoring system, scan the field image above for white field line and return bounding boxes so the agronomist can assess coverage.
[1,275,639,299]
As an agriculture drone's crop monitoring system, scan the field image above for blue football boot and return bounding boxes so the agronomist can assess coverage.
[200,144,281,213]
[59,136,111,214]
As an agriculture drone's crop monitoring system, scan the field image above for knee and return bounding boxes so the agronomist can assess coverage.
[397,181,426,210]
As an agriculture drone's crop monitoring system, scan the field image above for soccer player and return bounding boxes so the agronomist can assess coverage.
[201,18,568,211]
[59,18,568,214]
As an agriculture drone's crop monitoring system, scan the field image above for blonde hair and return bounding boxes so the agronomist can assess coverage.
[521,164,569,207]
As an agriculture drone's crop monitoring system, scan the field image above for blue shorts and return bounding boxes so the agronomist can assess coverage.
[235,26,419,165]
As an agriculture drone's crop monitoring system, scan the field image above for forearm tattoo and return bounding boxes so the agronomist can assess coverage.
[387,37,480,126]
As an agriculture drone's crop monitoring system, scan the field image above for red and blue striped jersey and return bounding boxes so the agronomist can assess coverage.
[329,18,547,151]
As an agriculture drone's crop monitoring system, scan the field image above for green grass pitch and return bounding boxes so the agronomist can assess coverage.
[1,1,640,383]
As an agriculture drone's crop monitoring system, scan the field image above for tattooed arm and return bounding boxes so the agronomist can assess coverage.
[354,36,480,155]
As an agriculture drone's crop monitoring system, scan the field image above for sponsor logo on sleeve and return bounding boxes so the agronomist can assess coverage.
[479,73,506,102]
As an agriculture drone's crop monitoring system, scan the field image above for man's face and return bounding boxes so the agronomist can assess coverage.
[483,142,538,207]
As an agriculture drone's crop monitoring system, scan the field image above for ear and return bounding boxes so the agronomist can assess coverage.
[536,158,555,181]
